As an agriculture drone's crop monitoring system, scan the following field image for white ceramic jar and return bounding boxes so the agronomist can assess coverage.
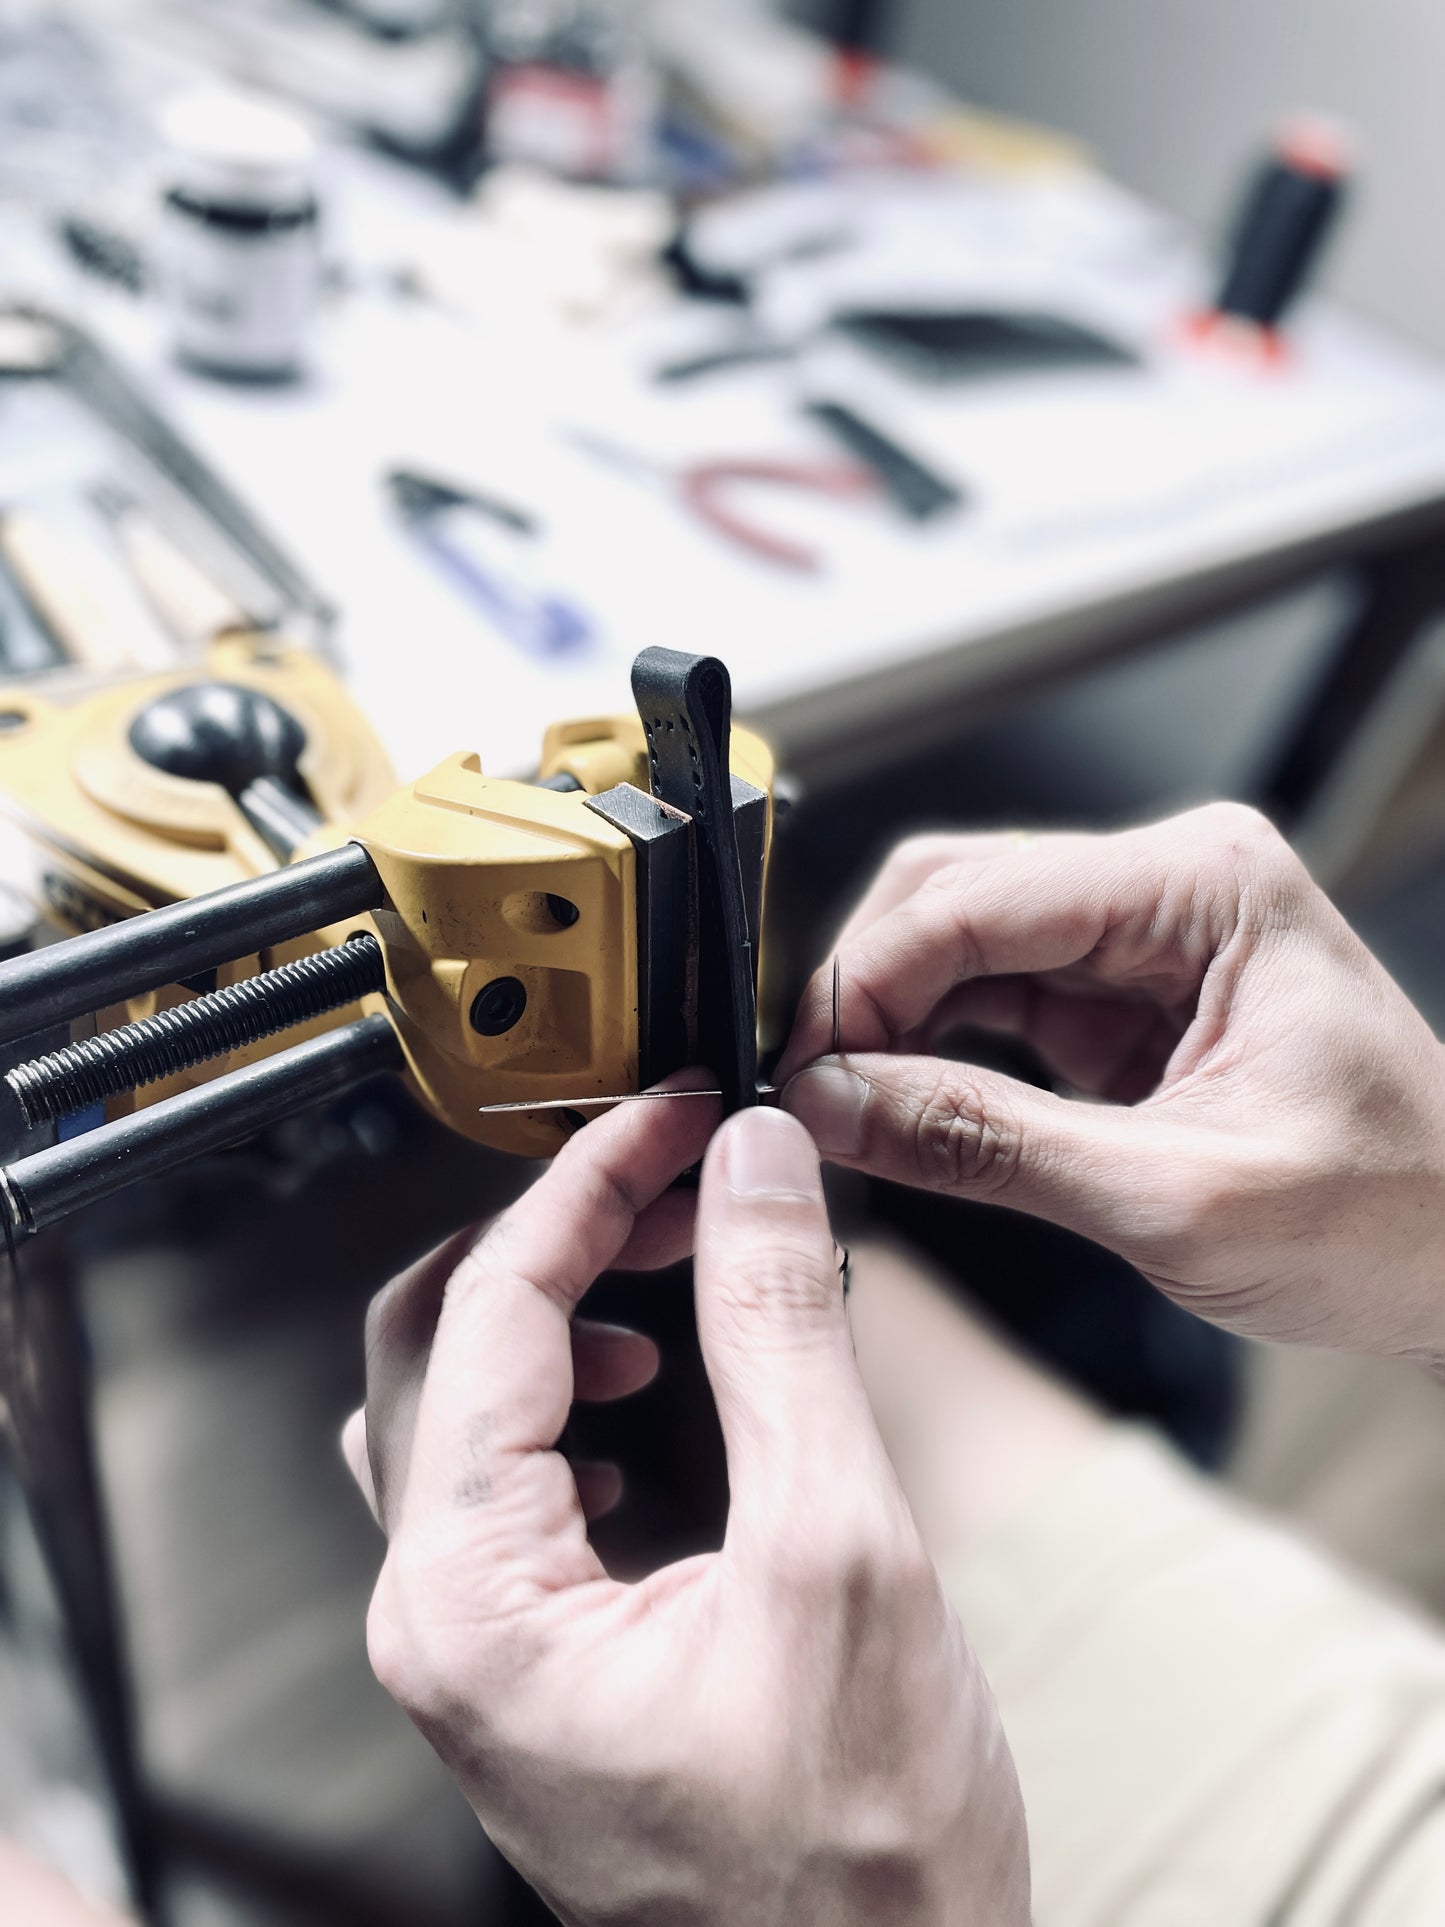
[155,90,321,379]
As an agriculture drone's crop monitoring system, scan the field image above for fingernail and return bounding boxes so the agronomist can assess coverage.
[723,1108,821,1198]
[783,1065,868,1157]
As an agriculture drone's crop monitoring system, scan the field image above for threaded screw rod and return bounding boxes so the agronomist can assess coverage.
[1,1014,403,1240]
[0,840,383,1049]
[6,935,386,1127]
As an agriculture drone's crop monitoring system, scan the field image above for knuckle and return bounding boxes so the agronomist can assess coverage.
[912,861,1024,985]
[366,1543,484,1731]
[715,1231,835,1326]
[1198,798,1271,838]
[367,1539,531,1736]
[1193,799,1275,847]
[911,1070,1022,1195]
[781,1509,931,1615]
[549,1133,649,1235]
[1156,804,1307,955]
[363,1275,403,1356]
[891,833,960,882]
[1194,801,1295,883]
[783,1535,874,1609]
[365,1221,498,1367]
[365,1566,432,1717]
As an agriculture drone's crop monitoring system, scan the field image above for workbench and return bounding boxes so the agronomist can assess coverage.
[37,146,1445,833]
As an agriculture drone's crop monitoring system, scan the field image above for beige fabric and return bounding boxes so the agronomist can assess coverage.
[944,1430,1445,1925]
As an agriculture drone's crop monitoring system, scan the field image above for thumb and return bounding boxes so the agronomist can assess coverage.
[694,1109,885,1540]
[783,1053,1169,1256]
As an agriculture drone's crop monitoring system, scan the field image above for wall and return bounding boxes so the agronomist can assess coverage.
[787,1,1441,813]
[897,0,1445,356]
[857,0,1445,814]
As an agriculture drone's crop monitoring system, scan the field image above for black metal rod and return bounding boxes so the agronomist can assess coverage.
[238,774,326,862]
[0,841,383,1049]
[7,935,386,1126]
[0,1012,402,1238]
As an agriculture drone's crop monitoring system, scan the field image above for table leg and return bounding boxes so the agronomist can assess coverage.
[0,1231,162,1919]
[1261,534,1445,824]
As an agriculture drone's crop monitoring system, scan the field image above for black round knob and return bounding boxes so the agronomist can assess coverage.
[128,682,307,797]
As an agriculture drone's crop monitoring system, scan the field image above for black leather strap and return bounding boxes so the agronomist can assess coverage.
[630,649,758,1113]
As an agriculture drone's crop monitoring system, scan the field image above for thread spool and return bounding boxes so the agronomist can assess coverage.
[1184,117,1352,368]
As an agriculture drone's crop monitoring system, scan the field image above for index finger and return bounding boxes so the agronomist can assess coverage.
[390,1078,720,1605]
[779,820,1207,1079]
[834,831,1033,952]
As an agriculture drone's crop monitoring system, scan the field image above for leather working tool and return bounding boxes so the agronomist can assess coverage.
[564,428,874,573]
[0,640,774,1238]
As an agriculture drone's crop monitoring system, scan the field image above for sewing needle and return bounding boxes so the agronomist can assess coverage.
[478,962,843,1117]
[477,1087,779,1117]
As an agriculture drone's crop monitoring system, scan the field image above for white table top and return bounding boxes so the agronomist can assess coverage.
[24,147,1445,788]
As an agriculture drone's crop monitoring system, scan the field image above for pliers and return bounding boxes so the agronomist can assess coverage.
[565,429,876,574]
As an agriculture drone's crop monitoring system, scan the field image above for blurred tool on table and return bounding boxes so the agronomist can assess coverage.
[385,464,597,653]
[89,484,266,651]
[564,427,877,572]
[478,0,659,183]
[801,398,963,521]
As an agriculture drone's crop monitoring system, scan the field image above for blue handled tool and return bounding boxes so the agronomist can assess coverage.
[386,466,595,657]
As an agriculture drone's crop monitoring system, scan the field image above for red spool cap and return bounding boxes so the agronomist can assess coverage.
[1179,310,1291,370]
[1275,115,1354,183]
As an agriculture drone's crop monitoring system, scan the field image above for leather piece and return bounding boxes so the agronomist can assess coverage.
[630,649,758,1113]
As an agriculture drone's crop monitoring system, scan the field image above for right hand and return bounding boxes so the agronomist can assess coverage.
[780,804,1445,1363]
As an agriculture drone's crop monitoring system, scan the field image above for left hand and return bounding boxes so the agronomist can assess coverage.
[344,1090,1028,1927]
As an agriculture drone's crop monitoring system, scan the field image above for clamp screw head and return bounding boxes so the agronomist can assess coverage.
[471,976,527,1036]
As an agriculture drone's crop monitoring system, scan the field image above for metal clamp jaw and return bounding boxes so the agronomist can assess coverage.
[0,645,774,1234]
[329,685,772,1154]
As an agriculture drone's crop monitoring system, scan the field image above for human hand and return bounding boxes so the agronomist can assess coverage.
[0,1838,135,1925]
[780,804,1445,1362]
[344,1092,1028,1926]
